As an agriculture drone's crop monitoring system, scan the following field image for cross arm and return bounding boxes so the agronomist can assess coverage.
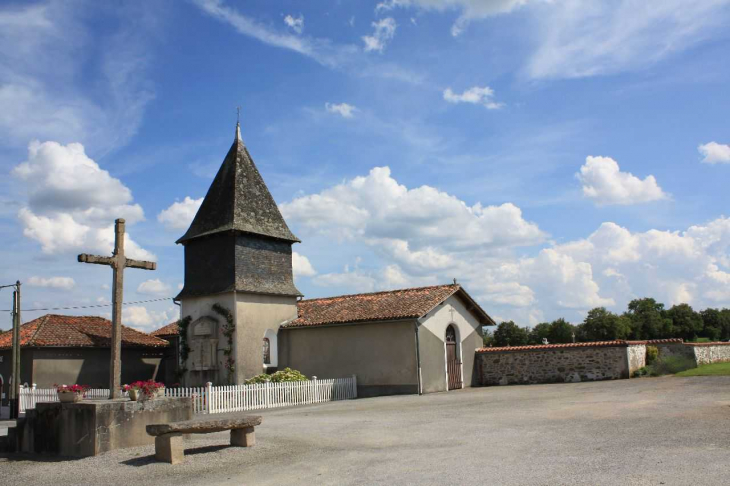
[125,258,157,271]
[78,254,114,266]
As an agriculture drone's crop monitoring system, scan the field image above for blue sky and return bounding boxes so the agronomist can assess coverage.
[2,0,730,332]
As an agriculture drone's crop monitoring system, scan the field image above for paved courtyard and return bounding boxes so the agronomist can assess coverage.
[2,376,729,485]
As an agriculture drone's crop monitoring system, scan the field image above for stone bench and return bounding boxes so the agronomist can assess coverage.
[146,413,262,464]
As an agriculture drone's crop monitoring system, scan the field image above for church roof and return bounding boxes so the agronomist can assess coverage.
[284,284,495,328]
[0,314,169,350]
[151,321,179,338]
[177,123,299,244]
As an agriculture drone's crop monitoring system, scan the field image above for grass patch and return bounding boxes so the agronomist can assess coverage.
[676,361,730,377]
[633,356,696,377]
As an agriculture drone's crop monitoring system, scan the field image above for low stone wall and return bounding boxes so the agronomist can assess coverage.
[688,342,730,365]
[627,345,646,374]
[476,342,629,386]
[17,396,192,456]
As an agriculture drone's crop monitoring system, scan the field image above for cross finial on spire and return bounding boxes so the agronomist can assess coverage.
[235,105,242,141]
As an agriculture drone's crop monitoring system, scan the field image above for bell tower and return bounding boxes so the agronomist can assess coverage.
[176,121,300,385]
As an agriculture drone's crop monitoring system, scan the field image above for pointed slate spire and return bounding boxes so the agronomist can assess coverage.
[176,123,299,244]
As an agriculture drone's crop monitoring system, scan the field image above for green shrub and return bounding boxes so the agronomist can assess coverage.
[244,367,308,385]
[633,367,649,377]
[648,356,696,376]
[646,346,659,365]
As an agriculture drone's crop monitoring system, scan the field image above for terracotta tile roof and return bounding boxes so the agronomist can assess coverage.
[0,314,169,350]
[284,284,494,328]
[685,341,730,347]
[151,321,179,338]
[477,341,628,353]
[626,339,684,345]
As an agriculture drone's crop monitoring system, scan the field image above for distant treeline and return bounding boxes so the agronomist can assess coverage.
[483,299,730,347]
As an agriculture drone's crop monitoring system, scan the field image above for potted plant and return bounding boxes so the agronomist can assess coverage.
[125,380,165,401]
[56,384,88,403]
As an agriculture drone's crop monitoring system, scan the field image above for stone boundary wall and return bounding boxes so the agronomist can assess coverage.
[686,342,730,365]
[476,342,629,386]
[626,340,730,372]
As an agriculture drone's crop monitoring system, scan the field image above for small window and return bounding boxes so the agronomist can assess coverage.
[446,325,457,343]
[263,338,271,365]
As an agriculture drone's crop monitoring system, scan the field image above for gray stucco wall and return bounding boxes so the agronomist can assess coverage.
[279,320,418,397]
[418,326,446,394]
[235,292,298,383]
[0,348,163,391]
[418,294,484,393]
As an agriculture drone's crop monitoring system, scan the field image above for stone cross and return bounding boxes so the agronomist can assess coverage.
[78,218,156,399]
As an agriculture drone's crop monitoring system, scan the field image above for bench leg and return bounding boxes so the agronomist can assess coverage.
[230,426,255,447]
[155,433,185,464]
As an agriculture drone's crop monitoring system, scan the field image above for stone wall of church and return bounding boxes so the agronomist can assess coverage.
[476,343,630,386]
[180,292,236,386]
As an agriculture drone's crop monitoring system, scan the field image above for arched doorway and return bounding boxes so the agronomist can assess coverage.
[445,325,462,390]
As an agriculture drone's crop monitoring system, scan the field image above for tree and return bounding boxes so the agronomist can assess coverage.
[482,328,496,347]
[548,318,576,344]
[625,298,672,340]
[579,307,631,341]
[722,309,730,341]
[528,322,551,345]
[699,308,723,341]
[666,304,703,341]
[493,321,529,347]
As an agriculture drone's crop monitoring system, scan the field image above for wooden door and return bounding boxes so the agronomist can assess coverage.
[446,326,462,390]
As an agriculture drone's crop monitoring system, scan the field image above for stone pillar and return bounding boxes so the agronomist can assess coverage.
[155,433,184,464]
[230,426,255,447]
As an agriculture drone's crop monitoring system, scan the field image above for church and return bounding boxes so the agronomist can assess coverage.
[175,122,495,396]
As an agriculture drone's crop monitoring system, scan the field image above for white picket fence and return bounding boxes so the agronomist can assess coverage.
[18,376,357,415]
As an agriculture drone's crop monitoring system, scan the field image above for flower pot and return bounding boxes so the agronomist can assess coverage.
[139,387,165,401]
[128,389,139,401]
[58,391,83,403]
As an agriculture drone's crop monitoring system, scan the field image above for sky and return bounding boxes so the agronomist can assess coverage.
[1,0,730,332]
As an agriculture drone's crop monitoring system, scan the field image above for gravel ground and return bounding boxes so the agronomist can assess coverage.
[1,376,729,486]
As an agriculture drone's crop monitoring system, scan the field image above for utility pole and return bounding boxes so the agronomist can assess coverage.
[10,282,20,419]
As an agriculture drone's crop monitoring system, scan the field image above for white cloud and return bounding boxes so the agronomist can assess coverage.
[157,196,203,230]
[137,279,171,296]
[376,1,730,77]
[577,156,668,206]
[284,14,304,34]
[123,305,177,332]
[362,17,397,53]
[698,142,730,164]
[325,102,358,118]
[0,2,155,152]
[281,166,730,324]
[12,141,154,260]
[193,0,356,68]
[443,86,503,110]
[526,1,730,79]
[375,0,530,36]
[292,252,317,277]
[26,276,75,290]
[281,166,546,251]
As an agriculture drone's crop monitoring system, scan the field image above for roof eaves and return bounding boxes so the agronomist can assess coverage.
[282,316,415,330]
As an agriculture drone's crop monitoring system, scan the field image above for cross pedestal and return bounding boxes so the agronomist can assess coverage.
[78,218,156,398]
